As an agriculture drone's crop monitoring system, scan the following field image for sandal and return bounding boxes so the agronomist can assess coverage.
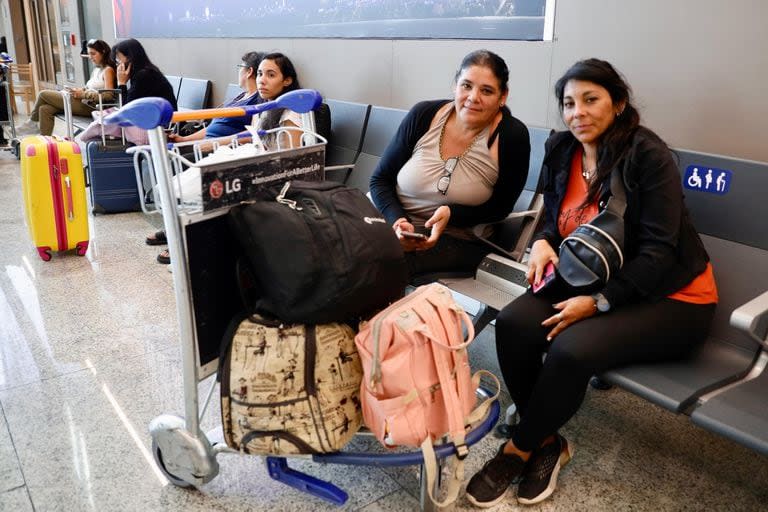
[145,230,167,246]
[157,249,170,264]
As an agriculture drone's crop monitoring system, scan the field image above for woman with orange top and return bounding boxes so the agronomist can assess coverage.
[466,59,717,508]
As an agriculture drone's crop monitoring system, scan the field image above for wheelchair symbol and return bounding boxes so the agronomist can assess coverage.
[685,166,731,195]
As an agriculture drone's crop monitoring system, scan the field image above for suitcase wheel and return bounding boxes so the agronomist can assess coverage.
[36,247,52,262]
[76,241,89,257]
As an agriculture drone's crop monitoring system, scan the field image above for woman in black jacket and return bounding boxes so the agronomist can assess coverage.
[466,59,718,507]
[112,38,177,110]
[369,50,530,278]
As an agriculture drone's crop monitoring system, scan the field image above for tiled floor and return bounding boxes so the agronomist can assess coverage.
[0,140,766,511]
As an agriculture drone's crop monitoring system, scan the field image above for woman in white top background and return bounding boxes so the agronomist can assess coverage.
[18,39,116,136]
[253,52,304,149]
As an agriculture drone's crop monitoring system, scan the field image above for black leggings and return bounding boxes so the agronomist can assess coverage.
[495,291,715,451]
[406,234,489,279]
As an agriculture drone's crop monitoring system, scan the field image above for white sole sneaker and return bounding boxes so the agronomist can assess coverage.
[517,438,573,506]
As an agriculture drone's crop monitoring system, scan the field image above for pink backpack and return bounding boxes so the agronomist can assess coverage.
[355,283,499,507]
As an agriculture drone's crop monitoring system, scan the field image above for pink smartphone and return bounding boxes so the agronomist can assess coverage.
[532,262,557,294]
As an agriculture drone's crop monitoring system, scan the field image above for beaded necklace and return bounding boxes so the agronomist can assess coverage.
[438,113,485,162]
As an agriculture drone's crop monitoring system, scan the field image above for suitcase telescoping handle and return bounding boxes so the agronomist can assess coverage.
[103,89,323,130]
[59,159,75,221]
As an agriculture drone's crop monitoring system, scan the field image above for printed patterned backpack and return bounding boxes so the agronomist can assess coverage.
[220,315,363,455]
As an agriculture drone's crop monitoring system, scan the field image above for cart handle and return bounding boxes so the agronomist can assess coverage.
[104,89,323,129]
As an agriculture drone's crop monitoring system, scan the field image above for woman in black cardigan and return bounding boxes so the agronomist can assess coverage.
[112,38,177,110]
[466,59,717,508]
[369,50,530,278]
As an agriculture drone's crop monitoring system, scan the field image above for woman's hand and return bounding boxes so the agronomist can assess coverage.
[423,205,450,247]
[70,87,83,99]
[393,219,428,252]
[393,206,450,252]
[527,239,559,287]
[541,295,598,341]
[116,61,131,85]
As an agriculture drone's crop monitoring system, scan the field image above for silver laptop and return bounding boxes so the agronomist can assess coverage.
[440,254,529,311]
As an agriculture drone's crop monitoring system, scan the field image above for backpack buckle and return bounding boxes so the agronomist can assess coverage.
[455,443,469,460]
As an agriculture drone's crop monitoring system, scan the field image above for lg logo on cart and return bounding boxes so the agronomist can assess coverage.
[209,178,242,199]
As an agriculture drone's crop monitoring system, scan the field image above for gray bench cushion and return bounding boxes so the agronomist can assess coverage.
[604,235,768,412]
[690,370,768,455]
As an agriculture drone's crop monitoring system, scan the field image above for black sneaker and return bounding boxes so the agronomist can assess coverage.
[517,434,573,505]
[466,443,527,508]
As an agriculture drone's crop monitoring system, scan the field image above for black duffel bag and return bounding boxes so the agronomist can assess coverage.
[228,180,408,324]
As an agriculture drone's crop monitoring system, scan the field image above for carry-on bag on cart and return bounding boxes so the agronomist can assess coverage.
[228,180,408,325]
[355,282,499,508]
[220,314,363,455]
[20,135,89,261]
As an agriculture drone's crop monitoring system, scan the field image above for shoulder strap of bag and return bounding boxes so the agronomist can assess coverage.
[605,167,627,216]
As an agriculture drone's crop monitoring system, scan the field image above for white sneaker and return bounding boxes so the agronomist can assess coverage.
[15,119,39,136]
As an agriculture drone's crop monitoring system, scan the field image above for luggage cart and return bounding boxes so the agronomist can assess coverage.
[0,55,17,152]
[105,94,501,511]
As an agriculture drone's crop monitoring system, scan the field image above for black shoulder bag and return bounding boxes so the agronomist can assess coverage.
[557,168,627,295]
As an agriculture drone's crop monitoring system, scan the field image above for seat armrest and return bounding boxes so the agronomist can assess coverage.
[472,194,544,263]
[324,163,354,184]
[731,290,768,350]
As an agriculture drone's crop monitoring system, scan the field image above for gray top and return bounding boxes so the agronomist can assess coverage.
[395,104,498,239]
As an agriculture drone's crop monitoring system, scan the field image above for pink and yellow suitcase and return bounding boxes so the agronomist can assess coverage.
[20,135,89,261]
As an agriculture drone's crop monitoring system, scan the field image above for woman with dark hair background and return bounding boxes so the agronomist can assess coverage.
[111,38,177,109]
[466,58,717,508]
[251,52,303,149]
[17,39,116,136]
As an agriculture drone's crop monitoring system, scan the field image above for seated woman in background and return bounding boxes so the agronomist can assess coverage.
[146,50,265,250]
[466,59,717,508]
[18,39,116,136]
[151,52,305,264]
[112,38,177,110]
[78,38,177,144]
[251,52,305,149]
[168,50,265,143]
[369,49,530,279]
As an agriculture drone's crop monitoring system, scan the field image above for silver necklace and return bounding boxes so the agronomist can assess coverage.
[581,153,596,181]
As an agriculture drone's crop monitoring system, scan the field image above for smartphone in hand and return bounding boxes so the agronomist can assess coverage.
[532,261,557,294]
[399,231,428,240]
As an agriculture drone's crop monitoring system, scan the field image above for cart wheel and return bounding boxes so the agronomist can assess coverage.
[152,439,194,488]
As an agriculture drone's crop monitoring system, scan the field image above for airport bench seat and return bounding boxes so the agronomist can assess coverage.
[600,150,768,455]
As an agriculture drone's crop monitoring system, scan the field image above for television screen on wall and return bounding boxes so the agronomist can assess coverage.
[113,0,549,40]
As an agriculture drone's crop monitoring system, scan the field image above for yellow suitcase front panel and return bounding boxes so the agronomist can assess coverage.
[21,136,89,260]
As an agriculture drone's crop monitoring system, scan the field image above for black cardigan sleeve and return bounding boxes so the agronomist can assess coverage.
[450,109,530,227]
[369,100,446,224]
[119,69,178,110]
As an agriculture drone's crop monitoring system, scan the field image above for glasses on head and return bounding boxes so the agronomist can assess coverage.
[437,157,459,195]
[236,63,248,71]
[87,38,97,45]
